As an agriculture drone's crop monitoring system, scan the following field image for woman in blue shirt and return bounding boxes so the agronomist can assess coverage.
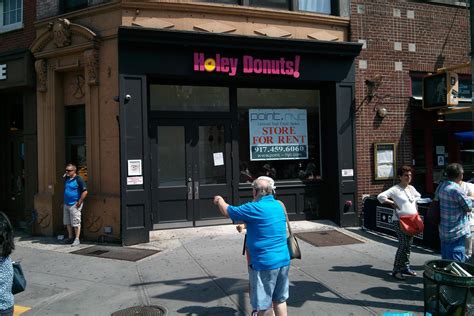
[0,212,14,316]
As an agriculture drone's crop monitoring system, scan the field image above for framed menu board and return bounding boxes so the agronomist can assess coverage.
[374,143,396,180]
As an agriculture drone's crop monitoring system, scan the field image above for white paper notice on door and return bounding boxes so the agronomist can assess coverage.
[213,152,224,166]
[127,159,142,176]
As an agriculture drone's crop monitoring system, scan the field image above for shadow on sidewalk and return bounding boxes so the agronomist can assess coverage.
[132,272,423,314]
[347,227,438,255]
[177,306,240,316]
[14,230,64,245]
[289,279,423,313]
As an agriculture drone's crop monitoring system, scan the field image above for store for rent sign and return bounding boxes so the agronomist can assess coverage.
[193,53,301,78]
[0,64,6,80]
[249,109,308,161]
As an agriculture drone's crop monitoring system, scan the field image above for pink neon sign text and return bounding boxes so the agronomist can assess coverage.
[193,53,301,78]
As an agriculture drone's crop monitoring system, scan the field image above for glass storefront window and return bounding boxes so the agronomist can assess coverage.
[150,85,229,112]
[157,126,186,186]
[237,88,321,183]
[198,125,226,184]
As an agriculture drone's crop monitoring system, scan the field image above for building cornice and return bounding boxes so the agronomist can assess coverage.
[122,1,350,27]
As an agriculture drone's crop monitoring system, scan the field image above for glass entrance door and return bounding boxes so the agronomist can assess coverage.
[150,119,232,227]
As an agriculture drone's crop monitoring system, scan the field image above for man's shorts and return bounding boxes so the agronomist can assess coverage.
[249,265,290,311]
[441,235,466,262]
[63,203,83,227]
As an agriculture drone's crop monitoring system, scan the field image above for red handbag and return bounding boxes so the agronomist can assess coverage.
[399,214,424,236]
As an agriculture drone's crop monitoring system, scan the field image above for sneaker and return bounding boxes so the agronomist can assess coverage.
[391,271,406,280]
[63,237,74,244]
[401,268,417,276]
[71,239,80,247]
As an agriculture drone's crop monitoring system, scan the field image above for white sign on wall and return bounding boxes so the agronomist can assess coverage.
[127,159,142,176]
[0,64,6,80]
[249,109,308,161]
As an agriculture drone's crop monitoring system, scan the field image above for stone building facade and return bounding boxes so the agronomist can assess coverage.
[31,0,361,244]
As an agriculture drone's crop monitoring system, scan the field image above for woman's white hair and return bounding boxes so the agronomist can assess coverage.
[252,176,276,196]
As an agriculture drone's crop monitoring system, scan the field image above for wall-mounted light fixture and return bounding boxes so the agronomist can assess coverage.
[365,76,382,101]
[377,107,388,118]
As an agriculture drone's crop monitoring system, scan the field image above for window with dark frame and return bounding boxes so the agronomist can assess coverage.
[63,0,88,13]
[0,0,23,30]
[194,0,335,15]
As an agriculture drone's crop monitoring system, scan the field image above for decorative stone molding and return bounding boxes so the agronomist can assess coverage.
[194,21,236,34]
[51,18,72,48]
[84,49,99,86]
[73,74,86,99]
[30,18,98,56]
[34,59,47,92]
[308,31,339,41]
[131,18,174,29]
[254,26,291,38]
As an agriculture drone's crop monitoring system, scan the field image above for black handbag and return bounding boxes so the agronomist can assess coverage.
[12,261,26,294]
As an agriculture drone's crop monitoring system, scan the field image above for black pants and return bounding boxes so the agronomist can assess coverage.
[393,220,413,272]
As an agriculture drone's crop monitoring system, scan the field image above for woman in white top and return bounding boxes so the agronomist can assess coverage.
[377,165,421,280]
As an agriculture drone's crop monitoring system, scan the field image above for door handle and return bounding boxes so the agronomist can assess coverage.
[194,181,199,199]
[187,178,193,200]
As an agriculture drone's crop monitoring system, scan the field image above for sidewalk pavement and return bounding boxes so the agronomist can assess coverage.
[12,220,439,316]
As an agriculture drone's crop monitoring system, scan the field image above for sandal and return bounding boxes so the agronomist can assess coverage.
[392,271,406,280]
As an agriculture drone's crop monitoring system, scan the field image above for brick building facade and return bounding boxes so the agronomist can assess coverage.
[351,0,472,205]
[0,0,36,51]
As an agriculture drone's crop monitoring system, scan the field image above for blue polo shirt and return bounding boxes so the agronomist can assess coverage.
[227,195,290,271]
[64,175,87,206]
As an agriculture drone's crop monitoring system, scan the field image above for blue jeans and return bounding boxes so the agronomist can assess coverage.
[441,236,467,262]
[0,306,13,316]
[249,265,290,311]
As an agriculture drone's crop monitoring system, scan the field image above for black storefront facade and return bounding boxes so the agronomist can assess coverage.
[118,27,362,245]
[0,49,37,226]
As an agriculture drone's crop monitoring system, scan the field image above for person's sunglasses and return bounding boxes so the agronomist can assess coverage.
[66,169,74,172]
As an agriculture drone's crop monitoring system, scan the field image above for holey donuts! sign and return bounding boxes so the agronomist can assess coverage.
[249,109,308,161]
[193,52,301,78]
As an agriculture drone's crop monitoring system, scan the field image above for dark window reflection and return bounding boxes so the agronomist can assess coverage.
[65,105,87,181]
[249,0,290,10]
[237,88,321,183]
